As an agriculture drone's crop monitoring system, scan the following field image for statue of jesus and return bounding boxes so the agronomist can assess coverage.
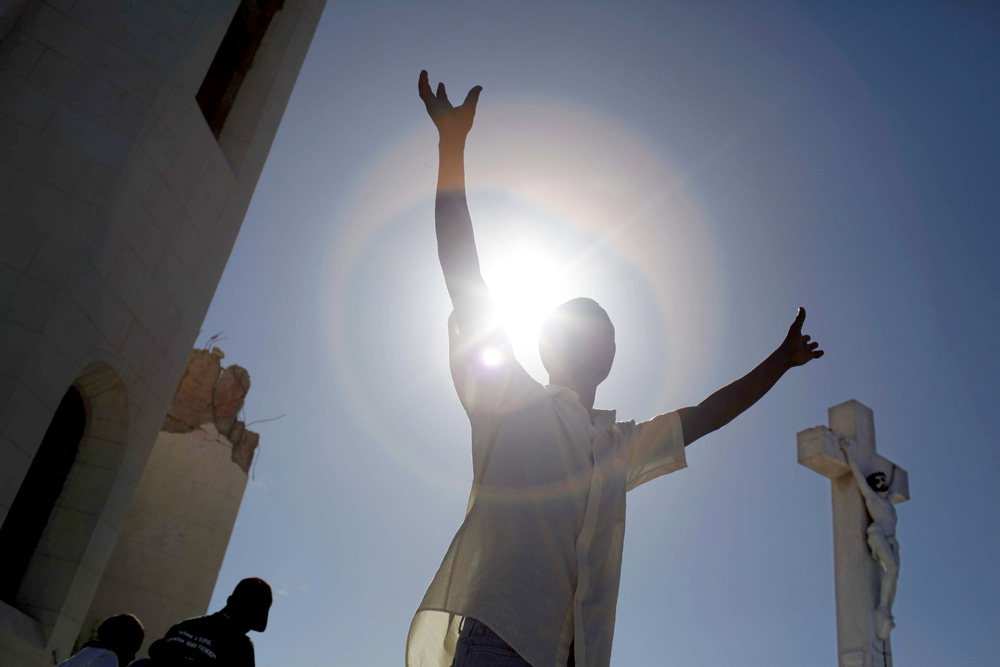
[841,439,900,641]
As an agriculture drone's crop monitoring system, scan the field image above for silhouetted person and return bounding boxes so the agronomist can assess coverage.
[58,614,145,667]
[148,578,271,666]
[407,71,825,667]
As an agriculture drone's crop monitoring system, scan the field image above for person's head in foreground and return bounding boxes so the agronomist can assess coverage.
[225,577,273,633]
[866,471,890,495]
[539,297,616,390]
[97,613,145,666]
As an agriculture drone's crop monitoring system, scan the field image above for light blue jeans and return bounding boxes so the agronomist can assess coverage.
[452,619,575,667]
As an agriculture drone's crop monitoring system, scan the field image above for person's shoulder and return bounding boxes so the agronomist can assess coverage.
[170,614,214,631]
[160,613,222,642]
[56,647,117,667]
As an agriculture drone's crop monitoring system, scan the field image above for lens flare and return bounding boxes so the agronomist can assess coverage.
[480,347,504,367]
[482,243,569,360]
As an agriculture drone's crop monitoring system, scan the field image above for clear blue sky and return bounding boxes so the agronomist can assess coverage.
[202,1,1000,664]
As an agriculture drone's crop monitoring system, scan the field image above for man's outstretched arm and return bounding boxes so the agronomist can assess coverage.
[677,307,824,446]
[418,70,490,333]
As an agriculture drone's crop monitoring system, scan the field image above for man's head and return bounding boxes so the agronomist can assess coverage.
[539,298,616,387]
[866,471,889,494]
[227,577,273,633]
[96,613,144,666]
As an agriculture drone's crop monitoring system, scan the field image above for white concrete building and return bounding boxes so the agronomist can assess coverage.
[0,1,326,664]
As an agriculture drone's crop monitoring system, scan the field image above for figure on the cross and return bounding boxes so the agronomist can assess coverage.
[841,438,900,641]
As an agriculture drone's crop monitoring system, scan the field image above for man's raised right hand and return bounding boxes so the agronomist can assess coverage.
[419,70,483,142]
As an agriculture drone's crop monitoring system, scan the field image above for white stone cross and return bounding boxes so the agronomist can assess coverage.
[797,399,910,667]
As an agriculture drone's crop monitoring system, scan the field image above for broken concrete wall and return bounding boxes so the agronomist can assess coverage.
[161,348,258,474]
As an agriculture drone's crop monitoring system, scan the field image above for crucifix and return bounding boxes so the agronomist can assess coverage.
[797,399,910,667]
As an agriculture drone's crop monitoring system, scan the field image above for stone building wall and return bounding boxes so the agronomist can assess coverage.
[0,1,325,664]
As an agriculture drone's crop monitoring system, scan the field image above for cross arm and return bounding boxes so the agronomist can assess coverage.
[797,426,909,504]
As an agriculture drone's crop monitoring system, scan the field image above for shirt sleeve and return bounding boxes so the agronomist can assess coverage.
[626,410,688,491]
[447,310,535,417]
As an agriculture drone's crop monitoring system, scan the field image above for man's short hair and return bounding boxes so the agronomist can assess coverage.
[97,613,144,652]
[541,298,613,333]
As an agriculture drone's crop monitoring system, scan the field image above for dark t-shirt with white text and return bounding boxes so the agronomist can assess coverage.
[149,612,254,667]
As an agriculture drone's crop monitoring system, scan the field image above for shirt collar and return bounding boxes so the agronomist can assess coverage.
[545,384,617,428]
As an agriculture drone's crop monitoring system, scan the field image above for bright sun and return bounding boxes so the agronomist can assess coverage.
[482,245,568,357]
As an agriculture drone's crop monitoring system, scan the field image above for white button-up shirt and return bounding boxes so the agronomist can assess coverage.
[56,647,119,667]
[407,316,687,667]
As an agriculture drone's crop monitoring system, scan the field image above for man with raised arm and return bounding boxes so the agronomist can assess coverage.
[407,70,825,667]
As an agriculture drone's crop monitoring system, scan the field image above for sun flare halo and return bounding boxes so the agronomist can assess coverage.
[482,245,569,360]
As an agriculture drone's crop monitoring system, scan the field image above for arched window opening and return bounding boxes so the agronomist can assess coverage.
[0,386,86,606]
